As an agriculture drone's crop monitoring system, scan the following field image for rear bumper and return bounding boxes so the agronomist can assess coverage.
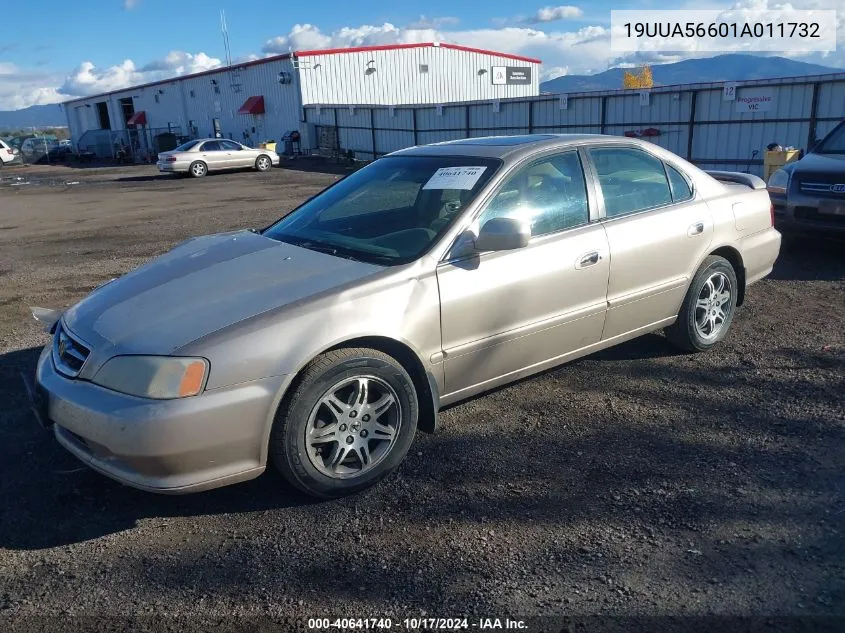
[35,345,287,494]
[740,227,782,287]
[157,161,189,173]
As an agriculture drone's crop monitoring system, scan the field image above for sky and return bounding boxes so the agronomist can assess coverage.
[0,0,842,111]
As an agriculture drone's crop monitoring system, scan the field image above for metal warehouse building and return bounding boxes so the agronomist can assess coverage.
[64,42,540,158]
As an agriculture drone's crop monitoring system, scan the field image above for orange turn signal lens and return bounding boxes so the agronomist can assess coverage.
[179,360,207,397]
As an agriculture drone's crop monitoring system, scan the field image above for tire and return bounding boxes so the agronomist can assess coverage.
[665,255,738,352]
[255,155,272,172]
[188,161,207,178]
[270,347,419,498]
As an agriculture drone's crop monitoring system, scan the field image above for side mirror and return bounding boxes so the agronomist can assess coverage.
[474,217,531,252]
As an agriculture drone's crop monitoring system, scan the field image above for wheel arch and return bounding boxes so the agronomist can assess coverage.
[708,245,746,305]
[276,335,439,436]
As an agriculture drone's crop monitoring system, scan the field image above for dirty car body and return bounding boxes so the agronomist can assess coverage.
[33,134,781,497]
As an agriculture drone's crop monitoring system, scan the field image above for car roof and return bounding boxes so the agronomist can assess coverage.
[390,134,648,161]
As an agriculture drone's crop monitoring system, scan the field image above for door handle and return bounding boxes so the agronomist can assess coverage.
[576,251,601,269]
[688,222,704,236]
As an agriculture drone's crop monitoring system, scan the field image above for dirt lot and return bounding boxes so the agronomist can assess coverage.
[0,162,843,632]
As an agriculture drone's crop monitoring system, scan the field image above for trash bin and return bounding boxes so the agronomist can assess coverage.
[764,149,800,182]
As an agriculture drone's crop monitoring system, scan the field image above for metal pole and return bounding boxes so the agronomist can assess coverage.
[686,90,697,161]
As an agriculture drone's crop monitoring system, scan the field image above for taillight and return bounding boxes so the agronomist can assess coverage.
[770,203,775,227]
[166,156,177,162]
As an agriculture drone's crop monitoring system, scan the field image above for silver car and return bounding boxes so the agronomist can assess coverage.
[31,135,781,498]
[157,138,280,177]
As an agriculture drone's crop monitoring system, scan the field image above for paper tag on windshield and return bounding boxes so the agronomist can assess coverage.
[423,166,487,190]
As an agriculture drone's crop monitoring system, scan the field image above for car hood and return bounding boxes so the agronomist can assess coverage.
[789,152,845,174]
[62,230,382,359]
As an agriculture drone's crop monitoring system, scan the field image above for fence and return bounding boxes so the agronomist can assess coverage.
[303,71,845,177]
[77,126,186,162]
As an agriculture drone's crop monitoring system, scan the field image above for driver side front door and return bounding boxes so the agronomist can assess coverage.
[436,150,610,400]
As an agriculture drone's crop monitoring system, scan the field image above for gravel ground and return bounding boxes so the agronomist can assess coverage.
[0,163,843,632]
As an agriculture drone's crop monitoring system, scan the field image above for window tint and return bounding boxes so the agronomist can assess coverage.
[200,141,221,151]
[666,164,693,201]
[477,151,589,237]
[220,140,242,150]
[590,147,673,218]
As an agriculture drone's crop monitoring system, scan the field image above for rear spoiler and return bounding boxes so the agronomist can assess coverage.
[705,170,767,190]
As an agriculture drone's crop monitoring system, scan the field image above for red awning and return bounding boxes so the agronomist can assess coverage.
[126,111,147,126]
[238,95,265,115]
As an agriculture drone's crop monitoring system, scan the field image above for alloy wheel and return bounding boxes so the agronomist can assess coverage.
[304,376,401,479]
[694,271,732,340]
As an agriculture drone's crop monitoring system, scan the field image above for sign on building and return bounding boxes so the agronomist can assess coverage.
[736,91,774,113]
[492,66,532,86]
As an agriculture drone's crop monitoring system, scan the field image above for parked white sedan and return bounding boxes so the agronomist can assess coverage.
[157,138,280,177]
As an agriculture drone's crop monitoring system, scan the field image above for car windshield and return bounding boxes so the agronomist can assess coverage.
[263,155,501,265]
[815,123,845,154]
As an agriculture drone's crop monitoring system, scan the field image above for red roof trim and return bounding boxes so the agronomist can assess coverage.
[296,42,541,64]
[62,43,540,106]
[238,95,265,115]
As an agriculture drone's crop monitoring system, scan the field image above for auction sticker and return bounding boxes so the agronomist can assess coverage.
[423,166,487,190]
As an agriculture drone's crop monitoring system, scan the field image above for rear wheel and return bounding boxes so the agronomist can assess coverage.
[270,347,419,498]
[255,155,272,172]
[666,255,738,352]
[188,161,207,178]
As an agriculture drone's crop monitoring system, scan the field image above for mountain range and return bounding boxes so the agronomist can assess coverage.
[540,54,841,93]
[0,104,65,131]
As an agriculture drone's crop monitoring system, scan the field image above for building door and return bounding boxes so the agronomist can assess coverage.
[95,102,111,130]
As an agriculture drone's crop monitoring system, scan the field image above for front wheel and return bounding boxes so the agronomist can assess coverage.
[255,155,272,172]
[665,255,738,352]
[270,347,419,498]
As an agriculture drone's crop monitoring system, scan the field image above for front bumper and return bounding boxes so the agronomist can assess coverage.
[772,194,845,235]
[34,346,287,494]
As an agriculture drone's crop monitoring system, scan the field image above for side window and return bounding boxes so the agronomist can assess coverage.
[589,147,673,218]
[200,141,221,151]
[220,140,242,151]
[666,164,693,202]
[477,151,589,237]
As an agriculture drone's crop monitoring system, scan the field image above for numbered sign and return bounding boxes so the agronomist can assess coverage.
[639,91,650,106]
[389,106,395,117]
[493,100,500,114]
[723,83,737,101]
[559,94,569,110]
[436,104,443,116]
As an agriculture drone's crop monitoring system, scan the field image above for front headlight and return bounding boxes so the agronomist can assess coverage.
[767,168,790,195]
[92,356,209,399]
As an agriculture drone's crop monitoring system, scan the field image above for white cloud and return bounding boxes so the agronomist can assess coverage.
[58,51,222,99]
[0,62,64,110]
[528,6,584,23]
[407,15,460,29]
[123,0,140,9]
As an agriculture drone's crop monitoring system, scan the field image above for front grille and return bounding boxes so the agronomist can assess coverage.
[798,180,845,198]
[52,323,90,378]
[794,206,845,227]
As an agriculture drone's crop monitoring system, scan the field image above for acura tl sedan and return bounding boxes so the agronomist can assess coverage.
[157,138,280,177]
[30,134,781,498]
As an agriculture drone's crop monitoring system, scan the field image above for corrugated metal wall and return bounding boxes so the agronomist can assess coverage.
[304,73,845,176]
[64,46,538,149]
[66,57,302,148]
[298,45,539,105]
